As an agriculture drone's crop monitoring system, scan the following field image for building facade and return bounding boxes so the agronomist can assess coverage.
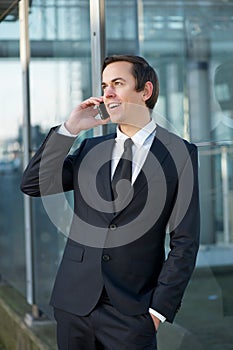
[0,1,233,349]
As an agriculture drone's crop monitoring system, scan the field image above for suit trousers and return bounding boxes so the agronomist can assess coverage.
[54,290,157,350]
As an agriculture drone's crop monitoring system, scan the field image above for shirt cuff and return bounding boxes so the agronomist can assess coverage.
[57,122,79,137]
[149,308,166,323]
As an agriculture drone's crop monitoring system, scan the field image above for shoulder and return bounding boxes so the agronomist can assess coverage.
[156,124,197,153]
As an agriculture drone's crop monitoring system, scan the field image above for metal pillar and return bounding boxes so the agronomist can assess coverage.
[19,0,38,318]
[165,63,180,131]
[221,146,230,244]
[90,0,106,136]
[187,37,214,244]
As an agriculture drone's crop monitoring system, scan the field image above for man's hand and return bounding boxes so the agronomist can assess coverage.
[149,313,160,331]
[65,97,110,135]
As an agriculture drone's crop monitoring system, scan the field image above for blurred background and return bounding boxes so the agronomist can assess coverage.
[0,1,233,349]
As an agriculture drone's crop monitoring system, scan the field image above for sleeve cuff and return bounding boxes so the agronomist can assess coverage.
[149,308,166,323]
[57,122,79,137]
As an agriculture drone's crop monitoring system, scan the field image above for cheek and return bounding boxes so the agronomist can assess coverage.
[117,90,128,101]
[124,103,141,116]
[128,93,144,106]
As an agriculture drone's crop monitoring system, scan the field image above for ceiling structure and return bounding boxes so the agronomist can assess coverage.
[0,0,19,22]
[0,0,32,22]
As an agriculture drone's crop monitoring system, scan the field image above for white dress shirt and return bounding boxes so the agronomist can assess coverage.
[58,121,166,323]
[111,120,156,183]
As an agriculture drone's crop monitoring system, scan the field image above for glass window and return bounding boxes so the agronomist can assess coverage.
[0,7,26,295]
[1,1,232,348]
[106,0,139,54]
[28,0,92,315]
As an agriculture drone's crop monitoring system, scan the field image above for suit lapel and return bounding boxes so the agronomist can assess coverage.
[95,134,116,215]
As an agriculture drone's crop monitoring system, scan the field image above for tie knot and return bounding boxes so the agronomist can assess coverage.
[124,138,133,151]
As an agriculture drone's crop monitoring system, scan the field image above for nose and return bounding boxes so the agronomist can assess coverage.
[103,85,116,98]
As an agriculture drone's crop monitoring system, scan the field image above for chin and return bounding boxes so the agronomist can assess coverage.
[109,113,126,124]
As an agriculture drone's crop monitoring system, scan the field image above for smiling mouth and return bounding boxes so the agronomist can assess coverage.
[108,103,121,110]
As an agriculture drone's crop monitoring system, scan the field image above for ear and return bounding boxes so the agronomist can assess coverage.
[142,81,153,101]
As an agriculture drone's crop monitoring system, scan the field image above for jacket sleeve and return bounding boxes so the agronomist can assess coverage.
[151,144,200,323]
[20,126,80,197]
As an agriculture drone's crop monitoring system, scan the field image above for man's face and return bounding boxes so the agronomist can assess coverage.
[102,61,147,125]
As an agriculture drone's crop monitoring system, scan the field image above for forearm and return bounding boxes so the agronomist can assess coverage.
[20,94,110,197]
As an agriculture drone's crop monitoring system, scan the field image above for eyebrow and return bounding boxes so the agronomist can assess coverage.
[101,77,126,86]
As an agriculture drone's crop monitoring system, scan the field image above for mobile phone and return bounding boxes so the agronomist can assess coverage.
[97,102,110,120]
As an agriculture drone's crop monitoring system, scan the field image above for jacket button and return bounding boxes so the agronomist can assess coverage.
[109,224,117,230]
[102,254,110,262]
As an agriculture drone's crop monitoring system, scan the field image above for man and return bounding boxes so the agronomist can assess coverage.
[21,55,200,350]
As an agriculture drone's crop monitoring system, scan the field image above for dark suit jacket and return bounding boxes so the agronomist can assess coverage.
[20,124,200,323]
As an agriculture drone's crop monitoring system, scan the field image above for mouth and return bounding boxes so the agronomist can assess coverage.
[107,102,121,110]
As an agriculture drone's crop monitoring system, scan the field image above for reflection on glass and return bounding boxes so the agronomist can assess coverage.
[213,60,233,142]
[28,0,92,315]
[0,15,25,295]
[0,0,233,348]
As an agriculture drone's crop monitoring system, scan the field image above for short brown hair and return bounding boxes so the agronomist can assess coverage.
[102,55,159,110]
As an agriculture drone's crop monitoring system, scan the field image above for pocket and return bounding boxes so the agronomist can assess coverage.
[145,313,157,333]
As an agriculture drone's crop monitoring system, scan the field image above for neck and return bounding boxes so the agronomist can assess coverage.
[118,113,151,137]
[119,124,139,137]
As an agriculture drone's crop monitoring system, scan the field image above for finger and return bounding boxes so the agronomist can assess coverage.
[81,97,103,109]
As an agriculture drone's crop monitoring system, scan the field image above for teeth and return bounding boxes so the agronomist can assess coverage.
[109,103,120,109]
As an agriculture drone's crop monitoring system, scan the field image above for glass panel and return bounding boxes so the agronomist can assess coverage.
[0,10,26,295]
[106,0,139,54]
[28,0,91,315]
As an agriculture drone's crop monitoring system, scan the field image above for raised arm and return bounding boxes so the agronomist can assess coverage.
[20,97,110,197]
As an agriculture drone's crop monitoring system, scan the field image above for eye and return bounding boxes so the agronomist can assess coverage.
[114,80,123,87]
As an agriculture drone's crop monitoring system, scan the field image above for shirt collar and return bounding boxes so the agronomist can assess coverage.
[115,119,157,147]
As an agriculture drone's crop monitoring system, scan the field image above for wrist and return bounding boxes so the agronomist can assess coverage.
[64,121,82,135]
[149,313,160,331]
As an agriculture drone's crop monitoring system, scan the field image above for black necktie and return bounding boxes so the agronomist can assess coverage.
[112,138,133,201]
